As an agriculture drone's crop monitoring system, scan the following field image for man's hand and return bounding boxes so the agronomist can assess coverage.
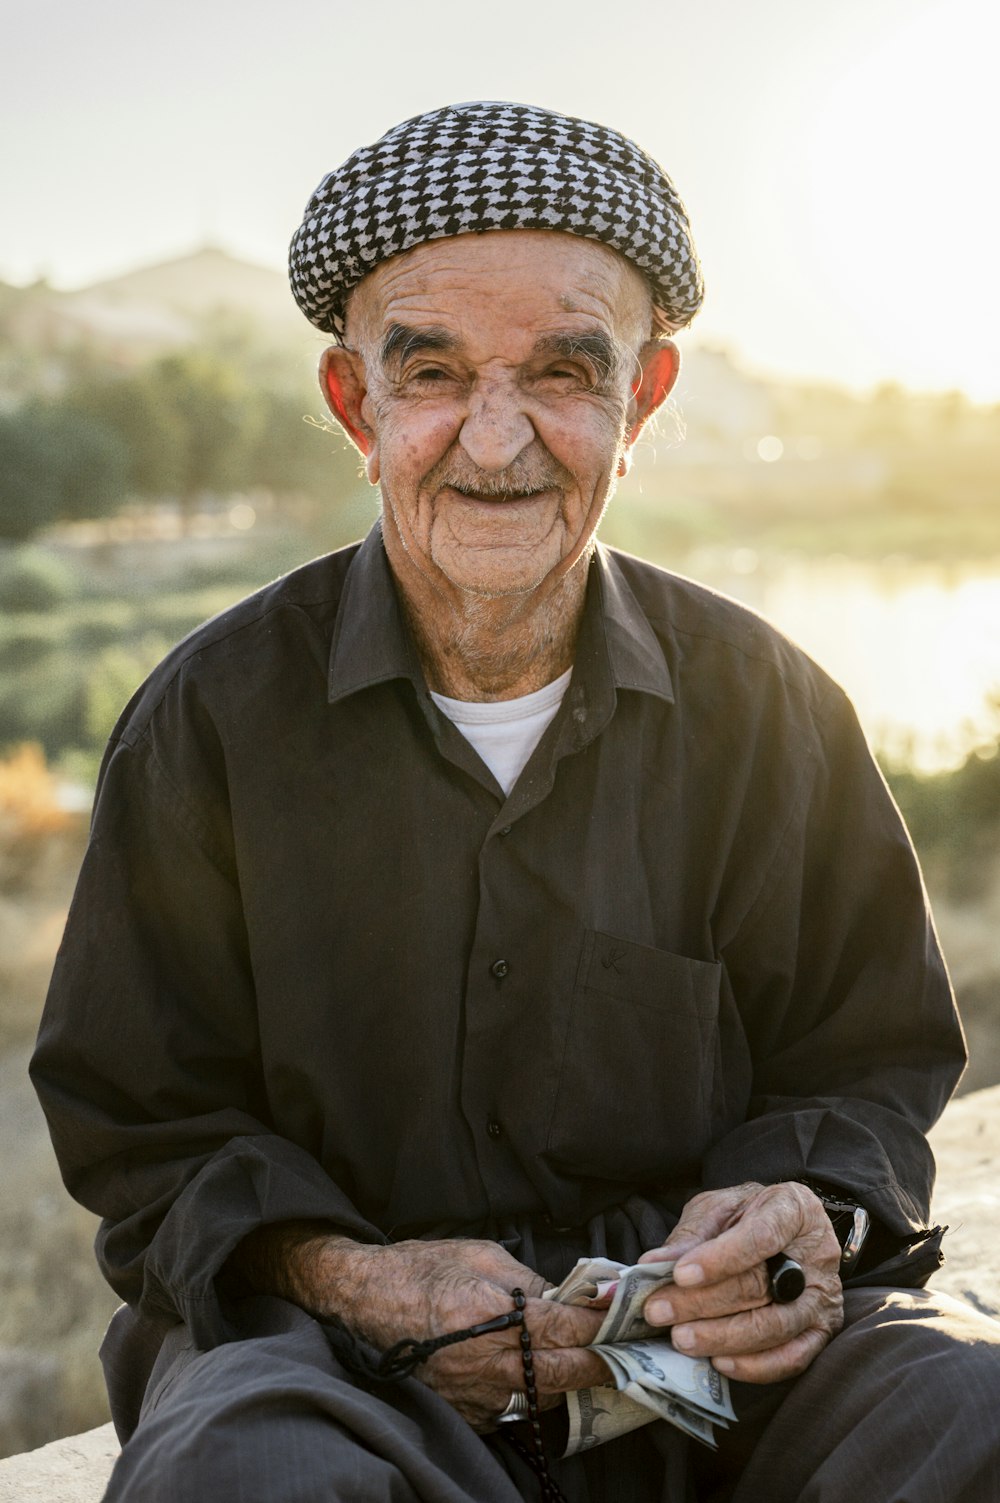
[638,1182,843,1384]
[232,1227,607,1431]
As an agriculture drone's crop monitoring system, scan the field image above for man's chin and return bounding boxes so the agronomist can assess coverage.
[431,549,558,600]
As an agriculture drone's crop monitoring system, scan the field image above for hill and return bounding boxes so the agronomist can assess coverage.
[76,245,302,334]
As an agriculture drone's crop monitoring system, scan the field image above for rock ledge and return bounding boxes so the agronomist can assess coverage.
[0,1422,118,1502]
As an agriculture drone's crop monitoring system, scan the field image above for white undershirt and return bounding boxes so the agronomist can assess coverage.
[430,667,573,795]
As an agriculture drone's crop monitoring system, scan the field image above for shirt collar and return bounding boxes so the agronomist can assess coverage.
[327,525,674,707]
[327,524,424,704]
[591,542,674,705]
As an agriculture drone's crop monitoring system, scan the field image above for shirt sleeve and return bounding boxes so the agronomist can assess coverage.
[702,681,965,1270]
[30,720,385,1351]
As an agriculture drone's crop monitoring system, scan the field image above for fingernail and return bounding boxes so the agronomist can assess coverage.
[673,1262,704,1286]
[672,1325,695,1349]
[714,1358,735,1374]
[646,1298,674,1324]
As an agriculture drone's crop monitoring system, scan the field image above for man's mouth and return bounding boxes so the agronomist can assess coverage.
[447,485,553,505]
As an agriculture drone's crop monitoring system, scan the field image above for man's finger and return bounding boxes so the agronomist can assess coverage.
[668,1297,809,1358]
[671,1185,837,1289]
[638,1234,702,1265]
[639,1183,767,1268]
[523,1295,605,1351]
[529,1344,612,1396]
[645,1265,770,1327]
[711,1326,833,1385]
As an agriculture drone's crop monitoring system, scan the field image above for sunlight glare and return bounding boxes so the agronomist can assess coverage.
[805,1,999,398]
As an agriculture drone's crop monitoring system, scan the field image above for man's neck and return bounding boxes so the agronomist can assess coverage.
[394,561,590,702]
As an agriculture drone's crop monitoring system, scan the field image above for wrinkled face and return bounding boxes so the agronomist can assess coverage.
[343,231,656,600]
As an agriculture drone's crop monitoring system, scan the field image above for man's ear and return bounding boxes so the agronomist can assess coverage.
[626,340,681,448]
[319,347,378,481]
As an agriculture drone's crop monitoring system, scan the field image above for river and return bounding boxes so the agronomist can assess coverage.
[670,550,1000,772]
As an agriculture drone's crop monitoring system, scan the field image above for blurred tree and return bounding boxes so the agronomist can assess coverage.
[142,352,253,525]
[0,405,127,540]
[0,408,63,539]
[0,548,79,612]
[84,637,172,749]
[65,370,185,497]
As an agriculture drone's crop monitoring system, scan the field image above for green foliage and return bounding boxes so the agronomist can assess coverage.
[65,371,186,497]
[0,548,80,612]
[143,588,247,642]
[83,637,173,748]
[883,739,1000,899]
[0,405,128,540]
[53,350,368,527]
[0,545,277,762]
[0,653,86,754]
[0,616,63,670]
[152,351,253,510]
[58,599,136,651]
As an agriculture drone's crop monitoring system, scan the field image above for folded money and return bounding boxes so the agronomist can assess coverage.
[547,1256,736,1457]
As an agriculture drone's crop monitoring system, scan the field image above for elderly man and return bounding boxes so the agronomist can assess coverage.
[32,103,999,1502]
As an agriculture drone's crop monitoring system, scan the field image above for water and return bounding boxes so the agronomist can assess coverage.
[678,550,1000,772]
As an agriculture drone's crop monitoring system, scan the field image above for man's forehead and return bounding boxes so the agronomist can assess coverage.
[349,230,649,351]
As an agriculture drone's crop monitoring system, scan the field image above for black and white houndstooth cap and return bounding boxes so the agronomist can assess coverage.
[288,101,704,338]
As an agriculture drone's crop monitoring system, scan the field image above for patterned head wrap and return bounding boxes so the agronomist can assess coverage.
[288,101,704,339]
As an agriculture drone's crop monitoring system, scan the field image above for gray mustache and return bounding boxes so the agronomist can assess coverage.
[430,453,568,498]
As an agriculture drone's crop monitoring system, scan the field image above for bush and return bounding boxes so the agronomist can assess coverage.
[884,738,1000,899]
[0,616,63,670]
[0,406,127,541]
[144,587,246,642]
[0,655,86,756]
[62,598,136,652]
[0,548,80,613]
[84,637,173,749]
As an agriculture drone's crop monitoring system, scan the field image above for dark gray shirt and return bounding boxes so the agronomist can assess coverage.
[32,527,964,1349]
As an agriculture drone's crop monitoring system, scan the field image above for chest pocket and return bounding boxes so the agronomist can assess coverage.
[543,929,722,1183]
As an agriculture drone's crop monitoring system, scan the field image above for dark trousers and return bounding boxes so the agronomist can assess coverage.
[101,1287,1000,1503]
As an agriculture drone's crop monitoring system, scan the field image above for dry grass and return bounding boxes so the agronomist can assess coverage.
[0,744,82,896]
[0,745,87,1054]
[0,757,113,1457]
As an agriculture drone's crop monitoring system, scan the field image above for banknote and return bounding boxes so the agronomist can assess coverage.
[618,1381,719,1447]
[544,1256,636,1308]
[549,1256,736,1457]
[564,1386,659,1455]
[593,1339,736,1424]
[564,1378,722,1457]
[592,1260,677,1344]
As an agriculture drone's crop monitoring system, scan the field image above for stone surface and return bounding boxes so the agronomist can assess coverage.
[0,1423,117,1502]
[1,1083,998,1498]
[928,1080,1000,1315]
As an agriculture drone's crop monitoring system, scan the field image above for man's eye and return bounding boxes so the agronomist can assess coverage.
[540,365,591,386]
[408,366,452,383]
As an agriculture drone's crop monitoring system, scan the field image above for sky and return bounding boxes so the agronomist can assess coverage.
[4,0,999,399]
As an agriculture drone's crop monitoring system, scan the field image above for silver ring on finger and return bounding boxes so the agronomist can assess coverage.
[496,1390,530,1424]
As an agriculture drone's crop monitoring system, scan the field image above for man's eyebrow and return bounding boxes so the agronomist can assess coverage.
[533,330,625,384]
[379,323,459,367]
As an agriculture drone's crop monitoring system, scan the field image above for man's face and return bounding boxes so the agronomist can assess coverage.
[334,231,659,601]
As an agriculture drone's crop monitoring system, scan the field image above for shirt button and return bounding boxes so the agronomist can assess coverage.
[499,825,512,836]
[487,1118,503,1139]
[490,959,510,978]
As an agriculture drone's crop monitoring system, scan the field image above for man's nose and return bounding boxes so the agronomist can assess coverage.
[457,384,535,472]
